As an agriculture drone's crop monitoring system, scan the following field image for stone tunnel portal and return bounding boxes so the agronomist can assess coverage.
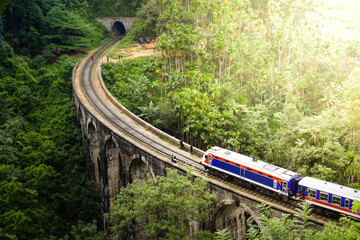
[112,21,126,36]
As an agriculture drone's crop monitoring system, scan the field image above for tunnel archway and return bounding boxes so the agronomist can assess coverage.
[112,21,126,36]
[104,138,122,203]
[129,158,152,183]
[214,202,260,239]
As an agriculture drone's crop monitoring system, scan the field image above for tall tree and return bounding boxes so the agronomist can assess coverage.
[109,168,216,239]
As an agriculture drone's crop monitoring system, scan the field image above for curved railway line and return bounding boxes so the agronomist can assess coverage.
[80,38,203,172]
[77,38,335,226]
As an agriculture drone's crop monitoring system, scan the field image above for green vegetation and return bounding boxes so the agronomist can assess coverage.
[0,48,105,239]
[102,56,179,134]
[2,0,109,57]
[103,0,360,188]
[247,203,360,240]
[103,56,160,113]
[0,0,109,238]
[87,0,147,17]
[108,168,216,239]
[2,0,360,238]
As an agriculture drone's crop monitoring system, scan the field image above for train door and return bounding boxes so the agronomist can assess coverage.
[282,180,288,194]
[297,186,305,199]
[208,154,212,165]
[293,176,304,198]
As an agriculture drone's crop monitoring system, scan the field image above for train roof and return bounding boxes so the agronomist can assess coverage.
[207,146,300,180]
[299,177,360,200]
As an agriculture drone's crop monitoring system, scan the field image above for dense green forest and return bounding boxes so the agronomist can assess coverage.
[109,168,217,239]
[86,0,146,17]
[2,0,360,238]
[0,0,139,238]
[103,0,360,189]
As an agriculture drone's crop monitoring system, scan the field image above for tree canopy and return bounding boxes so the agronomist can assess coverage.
[0,0,110,238]
[1,0,109,56]
[247,203,360,240]
[108,168,216,239]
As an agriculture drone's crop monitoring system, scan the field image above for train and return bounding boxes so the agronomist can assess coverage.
[201,146,360,219]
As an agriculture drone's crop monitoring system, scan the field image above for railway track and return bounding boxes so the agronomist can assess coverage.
[80,38,204,171]
[78,38,333,225]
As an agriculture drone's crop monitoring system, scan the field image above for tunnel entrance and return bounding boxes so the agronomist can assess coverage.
[112,21,126,36]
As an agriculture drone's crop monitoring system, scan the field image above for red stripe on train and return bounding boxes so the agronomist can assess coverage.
[305,197,360,215]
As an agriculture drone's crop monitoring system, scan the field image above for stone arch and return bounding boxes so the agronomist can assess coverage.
[87,121,101,189]
[129,154,155,183]
[112,21,126,36]
[104,137,122,204]
[87,121,97,145]
[214,199,261,239]
[86,118,97,135]
[77,106,85,129]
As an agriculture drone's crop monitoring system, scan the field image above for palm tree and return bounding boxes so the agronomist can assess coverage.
[137,101,163,128]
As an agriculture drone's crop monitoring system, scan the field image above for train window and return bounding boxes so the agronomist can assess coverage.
[268,175,273,179]
[236,164,240,167]
[247,167,252,171]
[309,189,316,198]
[332,196,341,206]
[225,160,229,163]
[345,199,350,209]
[320,192,328,202]
[258,172,263,175]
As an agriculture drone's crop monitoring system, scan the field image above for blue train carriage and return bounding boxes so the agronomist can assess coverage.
[297,177,360,219]
[201,147,302,197]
